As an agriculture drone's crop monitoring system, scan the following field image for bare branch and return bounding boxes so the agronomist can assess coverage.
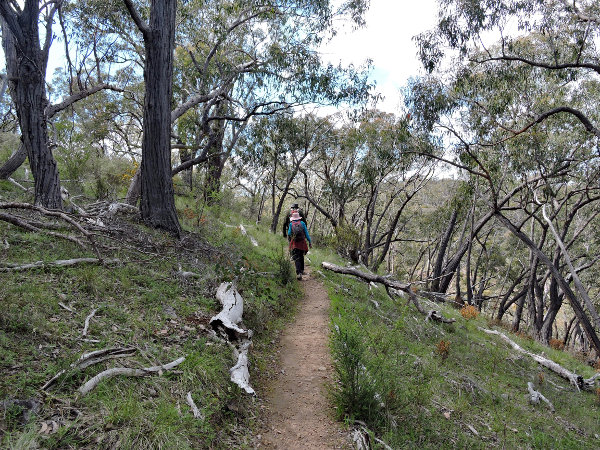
[122,0,149,37]
[45,84,124,118]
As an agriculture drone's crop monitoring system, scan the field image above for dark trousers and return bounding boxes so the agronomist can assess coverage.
[291,248,305,275]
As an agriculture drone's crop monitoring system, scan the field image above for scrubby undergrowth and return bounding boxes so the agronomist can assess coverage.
[308,249,600,449]
[0,185,300,449]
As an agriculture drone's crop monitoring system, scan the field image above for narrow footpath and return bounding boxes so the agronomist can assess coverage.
[257,269,349,449]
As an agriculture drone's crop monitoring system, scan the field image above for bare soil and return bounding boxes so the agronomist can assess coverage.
[256,269,349,449]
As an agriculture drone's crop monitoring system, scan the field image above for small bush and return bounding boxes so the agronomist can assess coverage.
[460,305,479,320]
[549,339,564,350]
[435,340,451,360]
[274,247,294,285]
[331,327,380,423]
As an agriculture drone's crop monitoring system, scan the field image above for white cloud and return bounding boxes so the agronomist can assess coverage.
[321,0,439,113]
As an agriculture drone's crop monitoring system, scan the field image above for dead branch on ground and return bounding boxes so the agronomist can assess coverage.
[78,356,186,397]
[527,382,555,412]
[42,347,137,391]
[479,327,600,390]
[0,258,119,272]
[321,262,456,324]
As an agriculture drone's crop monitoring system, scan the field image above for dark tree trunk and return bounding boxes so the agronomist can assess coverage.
[203,127,225,205]
[0,144,26,179]
[1,4,62,208]
[137,0,180,235]
[495,212,600,357]
[432,209,458,292]
[539,277,562,344]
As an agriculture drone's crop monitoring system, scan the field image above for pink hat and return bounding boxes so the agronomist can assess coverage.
[290,211,302,221]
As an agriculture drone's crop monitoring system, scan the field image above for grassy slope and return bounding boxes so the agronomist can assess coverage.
[0,183,301,449]
[2,179,600,449]
[308,247,600,449]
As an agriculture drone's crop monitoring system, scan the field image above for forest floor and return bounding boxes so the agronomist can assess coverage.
[256,267,350,449]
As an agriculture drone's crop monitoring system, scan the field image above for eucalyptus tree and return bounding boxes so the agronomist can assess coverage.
[411,0,600,354]
[0,0,125,208]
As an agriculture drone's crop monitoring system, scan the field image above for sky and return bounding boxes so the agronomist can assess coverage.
[320,0,440,113]
[0,0,441,113]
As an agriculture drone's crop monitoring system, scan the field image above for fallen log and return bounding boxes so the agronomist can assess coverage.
[210,282,255,395]
[0,258,120,272]
[479,327,600,390]
[321,262,456,324]
[78,356,185,397]
[210,282,249,341]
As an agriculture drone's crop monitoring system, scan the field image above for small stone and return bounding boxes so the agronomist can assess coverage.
[318,366,326,371]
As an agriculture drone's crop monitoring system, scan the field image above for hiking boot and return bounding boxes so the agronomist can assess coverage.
[297,274,302,280]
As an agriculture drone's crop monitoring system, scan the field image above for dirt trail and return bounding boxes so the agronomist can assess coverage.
[257,269,349,449]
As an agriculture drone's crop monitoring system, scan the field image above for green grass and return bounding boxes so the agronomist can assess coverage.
[312,250,600,448]
[0,201,303,448]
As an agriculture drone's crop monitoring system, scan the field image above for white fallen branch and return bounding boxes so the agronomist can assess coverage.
[210,282,255,395]
[42,347,136,391]
[238,224,258,246]
[230,340,255,395]
[177,264,201,279]
[480,327,600,390]
[8,177,29,192]
[186,392,203,419]
[210,283,249,341]
[0,257,120,272]
[527,382,555,412]
[82,309,97,337]
[78,356,185,396]
[58,302,75,313]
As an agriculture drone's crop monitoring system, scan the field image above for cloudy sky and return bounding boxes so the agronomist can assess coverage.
[321,0,439,113]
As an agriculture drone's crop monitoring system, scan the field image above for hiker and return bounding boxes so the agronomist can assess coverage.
[282,202,306,238]
[288,211,311,280]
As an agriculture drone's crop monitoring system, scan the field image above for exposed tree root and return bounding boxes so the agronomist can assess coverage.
[321,262,456,324]
[479,327,600,390]
[78,356,185,397]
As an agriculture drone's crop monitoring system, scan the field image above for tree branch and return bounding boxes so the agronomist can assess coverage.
[122,0,149,37]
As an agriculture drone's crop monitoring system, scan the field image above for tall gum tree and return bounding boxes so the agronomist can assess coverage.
[0,1,62,208]
[124,0,181,236]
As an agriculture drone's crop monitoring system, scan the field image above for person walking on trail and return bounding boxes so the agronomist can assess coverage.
[288,211,311,280]
[282,203,306,238]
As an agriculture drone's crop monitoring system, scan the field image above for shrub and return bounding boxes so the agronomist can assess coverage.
[549,339,565,350]
[275,247,294,285]
[460,305,479,320]
[435,340,451,360]
[331,327,380,423]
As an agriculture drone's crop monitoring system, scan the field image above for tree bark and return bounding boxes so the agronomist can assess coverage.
[0,144,26,179]
[1,4,62,208]
[431,209,458,292]
[130,0,181,235]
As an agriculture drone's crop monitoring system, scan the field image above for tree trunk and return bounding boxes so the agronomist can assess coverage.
[1,5,62,208]
[0,144,26,179]
[432,209,458,292]
[495,212,600,358]
[138,0,180,235]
